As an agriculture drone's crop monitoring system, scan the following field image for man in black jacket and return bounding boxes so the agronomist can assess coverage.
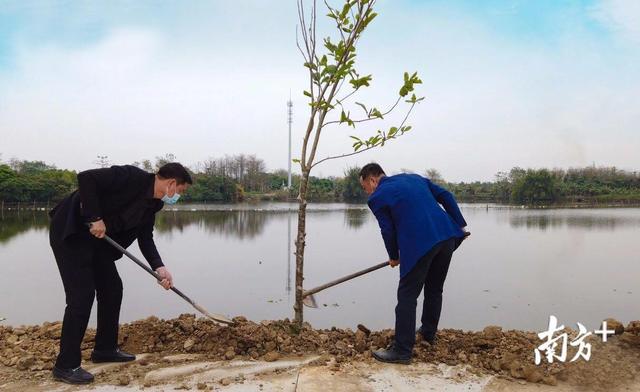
[48,162,192,384]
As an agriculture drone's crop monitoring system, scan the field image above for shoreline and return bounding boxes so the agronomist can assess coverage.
[2,200,640,212]
[1,315,639,391]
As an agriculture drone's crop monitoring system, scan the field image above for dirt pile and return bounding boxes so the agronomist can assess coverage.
[2,315,640,390]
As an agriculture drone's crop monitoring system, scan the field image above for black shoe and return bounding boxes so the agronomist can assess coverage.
[417,326,437,345]
[52,366,94,384]
[91,348,136,363]
[372,347,412,364]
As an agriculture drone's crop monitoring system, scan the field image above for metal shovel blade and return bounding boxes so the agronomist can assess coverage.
[302,293,318,308]
[192,302,234,325]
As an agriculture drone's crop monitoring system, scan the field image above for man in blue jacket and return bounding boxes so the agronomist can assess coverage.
[360,163,468,364]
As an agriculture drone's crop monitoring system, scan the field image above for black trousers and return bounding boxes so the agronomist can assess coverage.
[394,238,456,355]
[50,236,123,369]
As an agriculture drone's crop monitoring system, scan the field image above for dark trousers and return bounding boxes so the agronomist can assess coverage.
[395,238,456,355]
[51,237,123,369]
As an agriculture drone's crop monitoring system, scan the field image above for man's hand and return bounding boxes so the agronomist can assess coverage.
[461,226,470,241]
[89,219,106,238]
[389,259,400,268]
[155,266,173,290]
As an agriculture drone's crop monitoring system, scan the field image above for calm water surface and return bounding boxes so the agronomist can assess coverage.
[1,203,638,332]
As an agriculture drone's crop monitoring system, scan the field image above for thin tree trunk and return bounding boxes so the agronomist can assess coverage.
[294,171,310,324]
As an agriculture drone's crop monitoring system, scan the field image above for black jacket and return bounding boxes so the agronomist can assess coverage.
[49,165,165,269]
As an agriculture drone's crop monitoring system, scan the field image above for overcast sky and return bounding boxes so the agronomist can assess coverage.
[0,0,638,182]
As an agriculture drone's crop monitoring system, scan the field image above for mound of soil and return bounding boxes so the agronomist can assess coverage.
[1,315,639,390]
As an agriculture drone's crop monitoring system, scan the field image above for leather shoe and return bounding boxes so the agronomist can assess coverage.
[372,347,412,364]
[417,326,437,345]
[52,366,94,384]
[91,348,136,363]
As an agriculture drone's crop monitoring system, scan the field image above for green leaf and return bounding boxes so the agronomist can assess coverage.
[303,90,312,98]
[340,3,351,19]
[340,110,348,123]
[370,108,383,119]
[363,11,378,27]
[324,38,337,53]
[355,102,368,113]
[292,159,301,163]
[405,93,417,103]
[323,65,337,75]
[349,75,372,89]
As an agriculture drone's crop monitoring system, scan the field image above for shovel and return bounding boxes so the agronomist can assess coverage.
[100,233,233,325]
[302,232,471,308]
[302,261,391,308]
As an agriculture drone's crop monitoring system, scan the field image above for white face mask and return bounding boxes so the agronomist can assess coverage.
[161,183,181,204]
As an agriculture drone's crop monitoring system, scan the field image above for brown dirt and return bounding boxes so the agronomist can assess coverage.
[1,315,639,391]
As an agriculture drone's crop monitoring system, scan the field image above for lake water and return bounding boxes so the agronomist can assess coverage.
[1,203,638,333]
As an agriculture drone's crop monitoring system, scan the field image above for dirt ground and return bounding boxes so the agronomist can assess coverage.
[1,315,639,391]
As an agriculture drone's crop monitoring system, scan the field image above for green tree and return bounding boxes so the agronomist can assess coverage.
[183,173,242,203]
[0,177,30,202]
[424,168,445,185]
[511,169,561,204]
[11,160,56,175]
[492,171,511,201]
[0,164,16,184]
[292,0,423,323]
[342,166,366,202]
[155,153,177,170]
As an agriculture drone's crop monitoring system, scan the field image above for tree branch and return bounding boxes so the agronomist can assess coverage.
[311,101,416,169]
[322,96,401,129]
[305,2,373,168]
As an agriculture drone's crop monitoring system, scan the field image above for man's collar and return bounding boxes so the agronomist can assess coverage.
[369,175,388,199]
[146,174,155,199]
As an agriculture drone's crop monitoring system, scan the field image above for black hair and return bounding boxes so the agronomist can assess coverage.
[359,163,386,180]
[157,162,193,185]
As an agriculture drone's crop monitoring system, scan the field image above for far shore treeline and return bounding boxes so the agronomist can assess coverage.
[0,154,639,206]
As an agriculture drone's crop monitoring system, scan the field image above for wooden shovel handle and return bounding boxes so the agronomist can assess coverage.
[302,261,391,298]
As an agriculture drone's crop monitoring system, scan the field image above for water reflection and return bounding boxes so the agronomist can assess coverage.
[0,211,49,244]
[155,210,276,240]
[2,204,639,331]
[0,207,371,244]
[3,208,640,244]
[506,210,640,231]
[344,208,369,229]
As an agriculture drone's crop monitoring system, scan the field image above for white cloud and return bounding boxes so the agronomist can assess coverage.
[0,2,638,182]
[591,0,640,44]
[0,27,306,173]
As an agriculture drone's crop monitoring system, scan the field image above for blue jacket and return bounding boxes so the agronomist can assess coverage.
[367,173,467,278]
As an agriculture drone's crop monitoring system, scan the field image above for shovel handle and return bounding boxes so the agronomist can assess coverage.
[302,261,390,298]
[88,224,232,325]
[101,234,194,305]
